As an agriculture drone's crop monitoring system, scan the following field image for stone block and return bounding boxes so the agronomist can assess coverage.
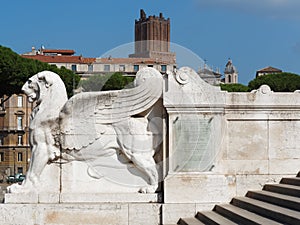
[60,192,160,203]
[218,159,269,175]
[195,203,216,212]
[4,192,38,203]
[41,204,128,225]
[227,121,268,160]
[129,203,161,225]
[164,174,236,203]
[269,159,300,174]
[162,203,196,225]
[235,174,294,197]
[269,120,300,159]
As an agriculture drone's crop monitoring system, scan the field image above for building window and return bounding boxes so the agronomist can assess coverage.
[104,65,110,72]
[17,96,23,107]
[0,152,4,162]
[17,116,23,130]
[228,75,232,83]
[0,136,3,146]
[17,167,23,174]
[88,64,93,72]
[148,65,153,67]
[161,65,167,72]
[17,152,23,162]
[71,65,77,72]
[133,65,139,72]
[17,135,23,146]
[119,65,125,72]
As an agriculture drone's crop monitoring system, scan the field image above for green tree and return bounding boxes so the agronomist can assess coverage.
[220,83,250,92]
[79,73,134,92]
[248,72,300,92]
[0,45,80,100]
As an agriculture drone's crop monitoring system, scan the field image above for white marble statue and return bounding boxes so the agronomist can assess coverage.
[9,67,163,194]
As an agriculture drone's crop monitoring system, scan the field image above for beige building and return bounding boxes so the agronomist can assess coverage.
[0,94,32,180]
[256,66,282,78]
[22,48,175,79]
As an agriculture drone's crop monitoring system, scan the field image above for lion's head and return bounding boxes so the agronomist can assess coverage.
[22,71,68,105]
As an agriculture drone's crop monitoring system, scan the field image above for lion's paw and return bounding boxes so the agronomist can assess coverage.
[7,180,35,194]
[7,183,30,193]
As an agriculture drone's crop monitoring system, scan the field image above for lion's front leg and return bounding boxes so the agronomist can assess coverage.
[26,142,49,187]
[8,143,50,193]
[130,153,158,193]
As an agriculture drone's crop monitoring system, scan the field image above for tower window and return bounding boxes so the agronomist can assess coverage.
[228,75,232,83]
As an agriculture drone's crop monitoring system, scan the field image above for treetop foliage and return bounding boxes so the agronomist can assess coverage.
[221,72,300,92]
[79,73,134,92]
[0,45,80,97]
[248,72,300,92]
[220,83,250,92]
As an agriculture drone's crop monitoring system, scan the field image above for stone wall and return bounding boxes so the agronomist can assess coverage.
[162,67,300,223]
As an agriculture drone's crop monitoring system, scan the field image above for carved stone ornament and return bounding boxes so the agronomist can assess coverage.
[8,67,163,194]
[174,69,189,85]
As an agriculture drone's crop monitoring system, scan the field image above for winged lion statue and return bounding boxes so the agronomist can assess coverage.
[9,67,164,194]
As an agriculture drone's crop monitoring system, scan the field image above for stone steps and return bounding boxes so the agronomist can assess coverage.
[246,190,300,211]
[263,183,300,197]
[231,196,300,224]
[280,177,300,186]
[196,210,238,225]
[178,217,205,225]
[177,171,300,225]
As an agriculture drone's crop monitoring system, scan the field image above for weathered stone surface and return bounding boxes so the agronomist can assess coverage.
[164,174,236,203]
[218,160,269,175]
[162,203,197,225]
[235,174,295,197]
[60,192,159,203]
[129,203,161,225]
[269,121,300,159]
[0,203,163,225]
[227,121,268,160]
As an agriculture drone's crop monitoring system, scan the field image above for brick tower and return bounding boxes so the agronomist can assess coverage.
[129,9,176,63]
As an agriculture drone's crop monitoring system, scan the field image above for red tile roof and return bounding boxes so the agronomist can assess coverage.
[96,57,171,64]
[257,66,282,73]
[22,55,96,64]
[42,49,75,55]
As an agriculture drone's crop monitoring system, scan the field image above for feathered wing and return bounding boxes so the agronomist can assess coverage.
[59,67,163,151]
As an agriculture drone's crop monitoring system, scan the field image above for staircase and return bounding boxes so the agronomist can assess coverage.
[178,172,300,225]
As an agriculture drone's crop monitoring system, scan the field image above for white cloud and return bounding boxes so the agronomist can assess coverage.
[194,0,300,20]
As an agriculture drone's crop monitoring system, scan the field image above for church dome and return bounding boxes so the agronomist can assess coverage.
[224,59,238,74]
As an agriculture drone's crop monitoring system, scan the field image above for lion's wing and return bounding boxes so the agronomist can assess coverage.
[59,68,163,151]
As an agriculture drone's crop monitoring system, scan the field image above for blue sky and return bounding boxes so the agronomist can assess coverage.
[1,0,300,84]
